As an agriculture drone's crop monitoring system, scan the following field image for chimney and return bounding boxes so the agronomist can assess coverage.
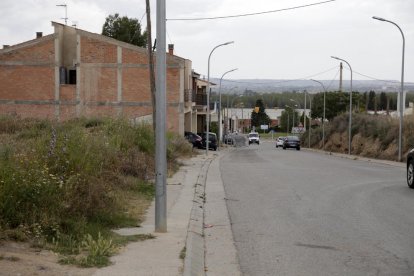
[3,45,10,49]
[168,44,174,55]
[36,32,43,39]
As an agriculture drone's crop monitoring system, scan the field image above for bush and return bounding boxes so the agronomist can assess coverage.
[311,112,414,160]
[0,116,189,265]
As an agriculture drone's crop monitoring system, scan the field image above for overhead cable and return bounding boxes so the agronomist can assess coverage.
[167,0,336,21]
[341,67,414,85]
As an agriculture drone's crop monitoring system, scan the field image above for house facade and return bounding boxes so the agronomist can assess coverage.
[0,22,208,134]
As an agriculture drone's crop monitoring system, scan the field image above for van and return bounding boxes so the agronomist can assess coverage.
[200,132,217,151]
[248,132,260,145]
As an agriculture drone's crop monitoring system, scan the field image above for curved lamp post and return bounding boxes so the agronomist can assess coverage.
[331,56,353,155]
[218,68,238,150]
[285,105,292,135]
[290,98,301,128]
[206,41,234,155]
[311,79,327,151]
[373,16,405,161]
[230,95,243,133]
[226,87,238,134]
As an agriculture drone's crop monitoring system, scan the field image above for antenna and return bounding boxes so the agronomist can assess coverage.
[56,4,68,25]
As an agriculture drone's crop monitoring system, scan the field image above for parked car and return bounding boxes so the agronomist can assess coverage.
[248,132,260,145]
[223,133,234,145]
[283,136,301,150]
[407,149,414,188]
[184,131,203,148]
[275,136,286,148]
[200,132,218,151]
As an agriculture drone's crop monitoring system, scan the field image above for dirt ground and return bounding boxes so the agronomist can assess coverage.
[0,241,96,276]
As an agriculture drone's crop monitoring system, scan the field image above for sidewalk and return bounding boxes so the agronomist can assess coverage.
[93,149,240,276]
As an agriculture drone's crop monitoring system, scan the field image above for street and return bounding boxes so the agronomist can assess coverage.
[220,140,414,275]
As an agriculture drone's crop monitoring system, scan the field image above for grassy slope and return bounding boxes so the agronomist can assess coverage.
[0,116,192,267]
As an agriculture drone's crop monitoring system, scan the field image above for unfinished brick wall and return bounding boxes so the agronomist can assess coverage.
[0,27,184,133]
[0,36,56,119]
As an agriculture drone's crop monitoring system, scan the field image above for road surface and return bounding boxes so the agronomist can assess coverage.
[221,140,414,275]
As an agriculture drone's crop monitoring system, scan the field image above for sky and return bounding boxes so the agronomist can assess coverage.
[1,0,413,84]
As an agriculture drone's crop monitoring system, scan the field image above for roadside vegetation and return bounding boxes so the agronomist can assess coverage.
[0,116,192,267]
[303,113,414,161]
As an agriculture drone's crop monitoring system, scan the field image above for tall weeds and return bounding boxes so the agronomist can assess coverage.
[0,116,192,265]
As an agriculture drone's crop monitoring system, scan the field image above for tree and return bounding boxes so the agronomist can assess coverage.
[379,92,387,110]
[368,91,376,110]
[311,92,348,121]
[280,107,299,132]
[102,14,147,47]
[251,99,270,130]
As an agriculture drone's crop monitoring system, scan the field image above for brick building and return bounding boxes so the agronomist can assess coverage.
[0,22,208,134]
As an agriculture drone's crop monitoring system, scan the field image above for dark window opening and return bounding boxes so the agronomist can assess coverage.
[59,67,77,85]
[68,69,76,84]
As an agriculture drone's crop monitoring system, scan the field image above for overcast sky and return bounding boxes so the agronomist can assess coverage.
[1,0,413,83]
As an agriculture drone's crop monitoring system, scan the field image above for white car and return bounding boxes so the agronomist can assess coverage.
[275,136,286,148]
[248,132,260,145]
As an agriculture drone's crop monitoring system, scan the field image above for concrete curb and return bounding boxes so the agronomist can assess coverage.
[183,156,213,276]
[204,151,241,276]
[303,148,406,168]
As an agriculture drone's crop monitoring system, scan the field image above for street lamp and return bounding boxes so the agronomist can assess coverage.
[373,16,405,161]
[286,111,290,136]
[331,56,353,155]
[311,79,327,151]
[206,41,234,155]
[218,68,237,149]
[289,100,298,129]
[290,99,300,127]
[302,91,312,148]
[285,105,292,134]
[229,94,243,133]
[226,87,238,134]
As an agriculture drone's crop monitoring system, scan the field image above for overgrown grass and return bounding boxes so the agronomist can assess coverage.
[0,115,192,267]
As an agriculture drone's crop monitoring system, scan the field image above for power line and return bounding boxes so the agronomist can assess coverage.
[167,0,336,21]
[215,66,338,86]
[166,29,173,44]
[325,68,340,91]
[341,67,414,85]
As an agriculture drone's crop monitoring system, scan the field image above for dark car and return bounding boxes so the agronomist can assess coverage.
[200,132,217,151]
[223,133,234,145]
[407,149,414,188]
[184,131,202,148]
[283,136,301,150]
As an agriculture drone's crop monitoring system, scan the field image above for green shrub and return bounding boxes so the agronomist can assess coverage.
[0,116,190,267]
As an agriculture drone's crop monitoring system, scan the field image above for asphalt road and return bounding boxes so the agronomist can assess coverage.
[220,140,414,276]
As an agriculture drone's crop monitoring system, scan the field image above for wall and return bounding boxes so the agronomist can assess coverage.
[0,23,185,133]
[0,35,56,119]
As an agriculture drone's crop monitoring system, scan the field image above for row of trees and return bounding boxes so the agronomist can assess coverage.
[219,90,414,132]
[214,90,413,114]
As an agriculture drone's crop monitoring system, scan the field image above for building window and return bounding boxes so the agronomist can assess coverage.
[59,67,77,85]
[68,69,76,84]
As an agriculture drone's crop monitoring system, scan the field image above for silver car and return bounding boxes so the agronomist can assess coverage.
[275,136,286,148]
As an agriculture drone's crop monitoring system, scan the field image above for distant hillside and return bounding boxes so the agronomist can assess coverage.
[211,78,414,94]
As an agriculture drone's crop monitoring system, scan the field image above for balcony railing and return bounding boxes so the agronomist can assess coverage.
[195,94,207,106]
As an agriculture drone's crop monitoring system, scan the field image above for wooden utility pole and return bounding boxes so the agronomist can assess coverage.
[146,0,156,132]
[339,62,343,92]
